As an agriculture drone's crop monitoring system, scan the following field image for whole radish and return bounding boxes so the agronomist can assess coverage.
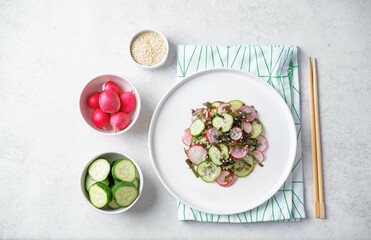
[99,90,120,113]
[91,108,110,129]
[110,112,131,133]
[87,92,101,109]
[120,91,136,113]
[102,81,123,95]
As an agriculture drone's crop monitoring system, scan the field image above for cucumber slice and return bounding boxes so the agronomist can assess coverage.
[197,161,222,183]
[210,101,222,116]
[88,159,111,182]
[232,155,254,177]
[85,174,109,190]
[88,182,112,208]
[108,199,121,209]
[132,178,140,189]
[208,144,229,166]
[250,120,263,139]
[112,159,137,182]
[228,100,244,111]
[190,119,205,136]
[211,101,222,108]
[211,113,234,132]
[112,182,139,207]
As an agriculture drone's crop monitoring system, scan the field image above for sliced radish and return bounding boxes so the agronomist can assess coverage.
[256,135,268,152]
[206,127,220,144]
[252,150,265,163]
[217,103,231,113]
[229,127,243,141]
[187,145,207,165]
[239,105,256,122]
[242,121,252,134]
[216,170,236,187]
[230,146,248,160]
[191,108,210,122]
[182,128,192,146]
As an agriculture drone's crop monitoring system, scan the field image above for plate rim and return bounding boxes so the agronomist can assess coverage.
[148,68,297,215]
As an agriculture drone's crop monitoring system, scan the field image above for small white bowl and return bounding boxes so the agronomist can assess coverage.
[129,29,169,69]
[79,74,141,135]
[80,152,144,214]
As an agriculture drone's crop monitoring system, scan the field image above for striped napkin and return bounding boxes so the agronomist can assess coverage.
[176,45,305,222]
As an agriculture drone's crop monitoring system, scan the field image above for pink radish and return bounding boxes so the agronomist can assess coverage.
[252,150,265,163]
[187,144,207,164]
[102,81,123,95]
[99,90,120,113]
[206,127,220,144]
[182,128,192,146]
[230,146,248,160]
[242,121,252,134]
[91,108,110,129]
[229,126,243,141]
[120,91,136,113]
[110,112,131,133]
[256,135,268,152]
[191,108,210,122]
[87,92,101,109]
[218,103,231,113]
[216,170,236,187]
[239,106,256,122]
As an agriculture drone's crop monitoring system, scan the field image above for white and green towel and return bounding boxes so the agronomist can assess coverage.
[176,45,305,223]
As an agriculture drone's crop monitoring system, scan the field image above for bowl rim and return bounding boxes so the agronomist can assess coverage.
[79,74,141,135]
[80,152,144,214]
[128,29,169,69]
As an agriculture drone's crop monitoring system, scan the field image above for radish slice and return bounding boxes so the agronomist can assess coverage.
[182,128,192,146]
[239,106,256,122]
[256,135,268,152]
[229,127,243,141]
[217,103,231,113]
[187,145,207,164]
[191,108,210,122]
[230,146,248,160]
[206,127,220,144]
[242,121,252,134]
[216,170,236,187]
[252,150,265,163]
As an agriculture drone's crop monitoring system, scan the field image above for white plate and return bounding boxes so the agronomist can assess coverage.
[149,69,297,215]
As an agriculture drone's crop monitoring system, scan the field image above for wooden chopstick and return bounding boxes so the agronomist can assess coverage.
[308,57,320,218]
[312,58,325,219]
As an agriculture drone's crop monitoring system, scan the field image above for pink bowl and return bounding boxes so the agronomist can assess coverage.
[79,75,141,135]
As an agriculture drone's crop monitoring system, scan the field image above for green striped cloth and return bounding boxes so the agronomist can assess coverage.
[176,45,305,222]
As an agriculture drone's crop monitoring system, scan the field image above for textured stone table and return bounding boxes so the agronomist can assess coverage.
[0,0,370,239]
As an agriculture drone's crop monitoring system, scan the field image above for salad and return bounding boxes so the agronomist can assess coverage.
[182,100,268,187]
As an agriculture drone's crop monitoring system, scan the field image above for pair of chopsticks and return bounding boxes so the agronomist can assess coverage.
[308,57,325,219]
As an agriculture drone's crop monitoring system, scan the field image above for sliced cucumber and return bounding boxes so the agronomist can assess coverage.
[112,182,139,207]
[211,113,234,132]
[250,120,263,139]
[112,159,137,182]
[197,161,222,183]
[208,144,229,166]
[132,178,140,189]
[85,174,109,190]
[88,182,112,208]
[228,100,244,111]
[108,199,121,209]
[210,101,222,116]
[190,119,206,136]
[211,101,222,108]
[88,159,111,182]
[232,155,254,177]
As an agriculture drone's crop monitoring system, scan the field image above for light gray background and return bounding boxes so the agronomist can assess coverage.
[0,0,370,239]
